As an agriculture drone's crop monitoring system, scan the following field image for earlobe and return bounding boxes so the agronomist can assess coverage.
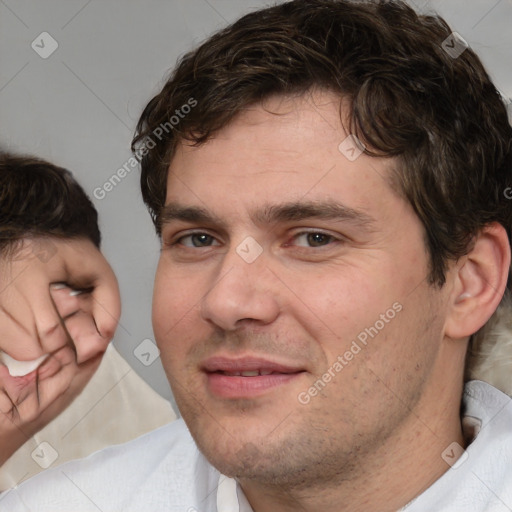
[445,223,511,340]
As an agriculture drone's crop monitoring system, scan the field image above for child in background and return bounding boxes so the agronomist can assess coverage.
[0,152,174,489]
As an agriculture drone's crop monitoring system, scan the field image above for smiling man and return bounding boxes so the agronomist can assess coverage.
[154,93,473,510]
[2,0,512,511]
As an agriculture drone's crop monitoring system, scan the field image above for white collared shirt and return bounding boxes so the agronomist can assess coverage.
[1,380,511,512]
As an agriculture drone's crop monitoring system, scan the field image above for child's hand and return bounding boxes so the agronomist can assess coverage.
[0,237,120,465]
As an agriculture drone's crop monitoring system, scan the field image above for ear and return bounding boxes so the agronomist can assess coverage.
[445,223,511,339]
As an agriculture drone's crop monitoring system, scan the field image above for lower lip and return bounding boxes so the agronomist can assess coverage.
[206,372,303,398]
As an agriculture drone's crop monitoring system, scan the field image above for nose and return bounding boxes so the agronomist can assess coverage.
[201,246,280,331]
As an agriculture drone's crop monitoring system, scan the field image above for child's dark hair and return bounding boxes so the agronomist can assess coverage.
[0,152,101,254]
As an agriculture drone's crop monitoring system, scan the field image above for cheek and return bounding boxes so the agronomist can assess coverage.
[152,265,202,358]
[282,265,388,342]
[358,288,444,396]
[153,259,203,320]
[282,266,419,386]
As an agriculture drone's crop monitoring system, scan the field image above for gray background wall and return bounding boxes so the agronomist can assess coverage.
[1,0,511,405]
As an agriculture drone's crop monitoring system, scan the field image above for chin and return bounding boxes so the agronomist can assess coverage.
[184,410,333,488]
[197,435,288,483]
[200,434,351,491]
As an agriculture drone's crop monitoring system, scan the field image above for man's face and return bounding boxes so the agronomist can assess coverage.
[153,91,452,487]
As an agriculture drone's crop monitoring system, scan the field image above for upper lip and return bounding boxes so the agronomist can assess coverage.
[202,356,305,374]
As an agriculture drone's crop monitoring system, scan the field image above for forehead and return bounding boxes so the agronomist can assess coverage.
[165,91,400,218]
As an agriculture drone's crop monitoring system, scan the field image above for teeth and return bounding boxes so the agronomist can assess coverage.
[221,370,273,377]
[0,352,49,377]
[241,371,259,377]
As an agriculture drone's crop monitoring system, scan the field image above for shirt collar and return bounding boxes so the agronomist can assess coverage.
[216,475,253,512]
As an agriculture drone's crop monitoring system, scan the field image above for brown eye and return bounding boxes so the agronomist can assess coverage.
[293,232,335,247]
[307,233,331,247]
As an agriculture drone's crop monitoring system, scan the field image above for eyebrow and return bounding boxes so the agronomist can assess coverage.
[251,201,377,230]
[159,203,225,228]
[160,200,377,231]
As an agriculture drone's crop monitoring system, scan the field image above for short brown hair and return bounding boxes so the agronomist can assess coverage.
[132,0,512,288]
[0,152,101,254]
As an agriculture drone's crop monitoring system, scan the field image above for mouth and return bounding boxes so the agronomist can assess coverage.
[202,356,306,398]
[216,369,283,376]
